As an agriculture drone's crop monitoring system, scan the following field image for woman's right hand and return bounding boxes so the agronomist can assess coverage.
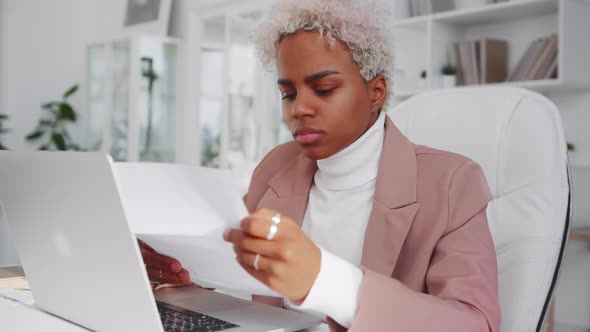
[138,239,191,286]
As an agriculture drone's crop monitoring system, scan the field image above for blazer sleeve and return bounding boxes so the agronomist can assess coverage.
[329,161,501,332]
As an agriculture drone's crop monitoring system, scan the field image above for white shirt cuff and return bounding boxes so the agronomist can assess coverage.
[285,247,363,328]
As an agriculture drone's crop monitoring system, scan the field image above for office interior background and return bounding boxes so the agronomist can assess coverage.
[1,0,590,330]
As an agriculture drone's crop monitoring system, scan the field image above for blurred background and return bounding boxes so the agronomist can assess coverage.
[1,0,590,330]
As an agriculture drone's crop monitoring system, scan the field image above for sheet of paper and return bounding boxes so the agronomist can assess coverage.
[138,234,278,296]
[113,162,277,296]
[114,163,247,236]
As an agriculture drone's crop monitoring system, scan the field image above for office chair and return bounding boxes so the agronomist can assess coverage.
[391,87,572,332]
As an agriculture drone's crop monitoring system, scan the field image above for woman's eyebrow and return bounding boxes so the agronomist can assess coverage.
[304,70,341,83]
[277,78,293,86]
[277,70,342,86]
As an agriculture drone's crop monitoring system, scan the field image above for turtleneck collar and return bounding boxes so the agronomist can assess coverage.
[314,111,386,191]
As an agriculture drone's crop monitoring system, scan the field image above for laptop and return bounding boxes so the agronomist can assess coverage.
[0,151,322,332]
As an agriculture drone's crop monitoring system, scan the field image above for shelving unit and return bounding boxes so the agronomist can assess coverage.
[86,36,178,162]
[391,0,590,98]
[187,0,291,177]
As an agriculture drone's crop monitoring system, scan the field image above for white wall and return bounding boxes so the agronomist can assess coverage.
[0,0,108,265]
[0,0,183,265]
[2,0,99,151]
[0,0,178,151]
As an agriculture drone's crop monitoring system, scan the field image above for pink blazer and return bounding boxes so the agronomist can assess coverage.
[244,115,501,332]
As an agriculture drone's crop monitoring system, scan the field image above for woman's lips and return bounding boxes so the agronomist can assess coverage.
[294,128,325,145]
[295,133,323,144]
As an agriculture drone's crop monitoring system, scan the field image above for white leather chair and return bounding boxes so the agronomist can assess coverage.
[390,87,571,332]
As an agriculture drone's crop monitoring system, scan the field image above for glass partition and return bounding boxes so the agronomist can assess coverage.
[197,8,287,171]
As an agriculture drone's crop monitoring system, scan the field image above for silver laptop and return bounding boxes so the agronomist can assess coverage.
[0,151,322,332]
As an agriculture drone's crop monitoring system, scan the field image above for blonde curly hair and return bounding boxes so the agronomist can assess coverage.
[256,0,393,92]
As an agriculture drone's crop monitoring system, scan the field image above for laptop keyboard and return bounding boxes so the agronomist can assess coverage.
[157,301,240,332]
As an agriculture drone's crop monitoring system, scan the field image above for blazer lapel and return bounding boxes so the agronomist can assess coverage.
[256,153,317,227]
[360,116,420,276]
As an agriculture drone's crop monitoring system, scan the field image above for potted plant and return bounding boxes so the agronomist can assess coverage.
[26,84,84,151]
[441,63,457,88]
[0,113,10,150]
[567,141,576,165]
[418,69,427,89]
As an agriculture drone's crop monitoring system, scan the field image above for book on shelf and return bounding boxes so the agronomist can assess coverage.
[508,34,558,82]
[453,43,465,85]
[456,41,478,85]
[544,56,558,79]
[507,38,541,81]
[480,39,509,83]
[453,38,508,86]
[528,35,558,80]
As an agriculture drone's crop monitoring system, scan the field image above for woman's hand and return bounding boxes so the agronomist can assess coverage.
[138,239,191,286]
[223,208,321,304]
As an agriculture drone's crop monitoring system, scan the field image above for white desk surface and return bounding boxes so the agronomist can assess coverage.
[0,288,328,332]
[0,302,328,331]
[0,265,329,331]
[0,301,90,331]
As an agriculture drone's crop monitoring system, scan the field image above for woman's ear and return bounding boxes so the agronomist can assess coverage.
[369,74,387,110]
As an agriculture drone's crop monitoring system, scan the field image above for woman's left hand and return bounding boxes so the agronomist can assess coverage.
[223,208,321,304]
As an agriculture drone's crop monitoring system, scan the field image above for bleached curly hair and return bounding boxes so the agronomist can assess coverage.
[256,0,394,103]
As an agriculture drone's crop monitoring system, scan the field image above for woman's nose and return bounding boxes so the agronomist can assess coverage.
[291,93,316,118]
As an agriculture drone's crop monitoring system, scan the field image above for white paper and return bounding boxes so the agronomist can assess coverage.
[137,234,278,296]
[114,163,247,236]
[113,162,277,296]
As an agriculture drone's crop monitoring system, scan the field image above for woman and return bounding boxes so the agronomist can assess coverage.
[142,0,501,330]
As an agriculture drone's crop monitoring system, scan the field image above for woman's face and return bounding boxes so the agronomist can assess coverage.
[276,31,386,160]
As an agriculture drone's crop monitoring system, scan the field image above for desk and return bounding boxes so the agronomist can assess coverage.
[0,266,88,331]
[0,265,328,331]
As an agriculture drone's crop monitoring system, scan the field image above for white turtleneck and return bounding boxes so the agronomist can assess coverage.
[285,111,386,327]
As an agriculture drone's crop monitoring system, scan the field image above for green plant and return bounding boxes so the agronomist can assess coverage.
[420,69,427,79]
[567,142,576,151]
[0,113,11,150]
[200,127,220,167]
[441,64,457,76]
[26,84,84,151]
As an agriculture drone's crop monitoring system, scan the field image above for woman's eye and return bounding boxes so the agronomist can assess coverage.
[315,88,335,96]
[281,93,296,101]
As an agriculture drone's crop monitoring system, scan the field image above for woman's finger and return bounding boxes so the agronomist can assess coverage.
[138,239,156,252]
[143,250,182,273]
[238,215,292,241]
[224,229,286,259]
[147,266,191,285]
[236,251,284,277]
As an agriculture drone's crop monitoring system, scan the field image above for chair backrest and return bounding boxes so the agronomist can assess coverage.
[390,87,571,332]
